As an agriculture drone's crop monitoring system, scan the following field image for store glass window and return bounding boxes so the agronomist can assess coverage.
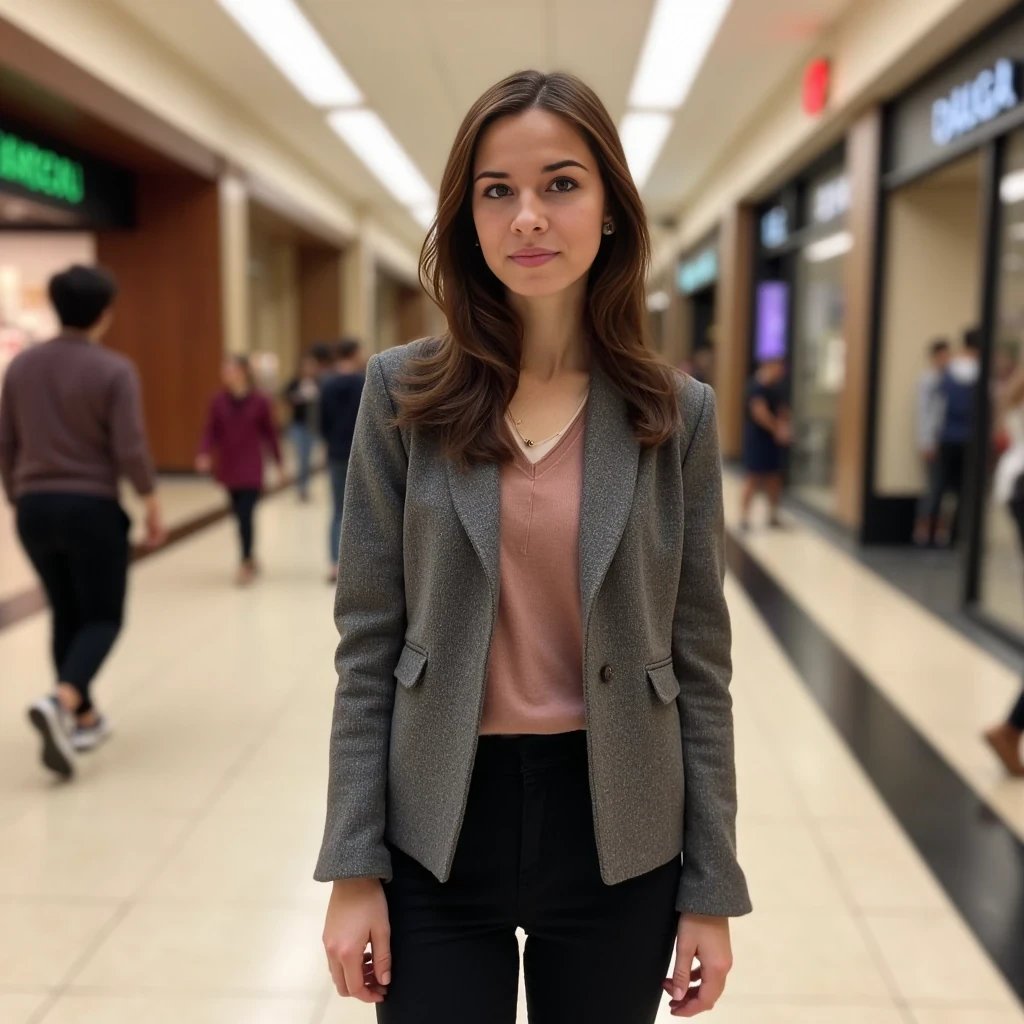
[788,176,850,516]
[979,131,1024,634]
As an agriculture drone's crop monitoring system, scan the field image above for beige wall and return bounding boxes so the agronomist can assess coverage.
[876,158,982,495]
[248,225,300,381]
[655,0,1015,274]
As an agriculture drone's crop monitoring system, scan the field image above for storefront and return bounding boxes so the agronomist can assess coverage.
[874,2,1024,643]
[0,72,224,471]
[677,232,719,384]
[752,149,850,518]
[0,114,135,394]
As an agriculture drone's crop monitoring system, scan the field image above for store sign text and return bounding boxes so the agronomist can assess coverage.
[0,130,85,206]
[931,58,1020,147]
[812,174,850,224]
[760,206,789,249]
[678,248,718,294]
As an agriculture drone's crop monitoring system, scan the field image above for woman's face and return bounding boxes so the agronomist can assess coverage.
[471,108,607,299]
[222,360,247,391]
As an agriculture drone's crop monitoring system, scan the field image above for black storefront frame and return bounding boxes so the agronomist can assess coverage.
[750,143,849,527]
[869,0,1024,649]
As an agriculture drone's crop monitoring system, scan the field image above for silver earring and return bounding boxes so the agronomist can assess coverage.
[602,220,615,236]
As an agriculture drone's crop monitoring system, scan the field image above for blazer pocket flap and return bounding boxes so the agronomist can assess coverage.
[646,659,681,704]
[394,643,428,689]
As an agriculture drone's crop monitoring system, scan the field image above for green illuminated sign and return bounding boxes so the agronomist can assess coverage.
[0,129,85,206]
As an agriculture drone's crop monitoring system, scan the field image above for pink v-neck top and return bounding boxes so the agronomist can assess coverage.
[479,403,588,736]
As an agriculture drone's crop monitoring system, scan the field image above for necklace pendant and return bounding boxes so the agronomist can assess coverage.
[525,439,535,447]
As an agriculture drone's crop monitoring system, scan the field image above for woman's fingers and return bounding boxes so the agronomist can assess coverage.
[340,945,382,1004]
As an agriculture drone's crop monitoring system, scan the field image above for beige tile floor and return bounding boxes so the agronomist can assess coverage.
[0,450,307,603]
[725,471,1024,845]
[0,479,1021,1022]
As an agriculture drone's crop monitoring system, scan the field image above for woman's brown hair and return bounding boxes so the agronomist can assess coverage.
[397,69,680,465]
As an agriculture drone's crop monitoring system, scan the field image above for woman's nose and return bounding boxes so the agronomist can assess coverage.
[512,195,547,233]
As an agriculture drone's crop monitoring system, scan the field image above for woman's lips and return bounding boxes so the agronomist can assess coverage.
[509,251,558,267]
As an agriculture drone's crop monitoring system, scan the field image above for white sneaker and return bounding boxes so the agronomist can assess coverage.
[27,695,77,780]
[71,715,113,753]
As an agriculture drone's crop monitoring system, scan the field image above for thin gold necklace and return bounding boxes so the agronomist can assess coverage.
[507,391,589,448]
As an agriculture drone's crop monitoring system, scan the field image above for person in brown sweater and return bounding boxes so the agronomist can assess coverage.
[0,264,165,781]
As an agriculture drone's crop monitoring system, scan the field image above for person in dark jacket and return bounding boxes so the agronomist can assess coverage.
[740,358,791,530]
[320,337,366,582]
[196,355,282,586]
[0,264,165,779]
[924,328,981,547]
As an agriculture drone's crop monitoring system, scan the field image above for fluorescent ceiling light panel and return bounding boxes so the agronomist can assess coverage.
[628,0,733,111]
[804,230,854,263]
[410,203,436,230]
[218,0,362,107]
[328,109,435,207]
[620,111,673,190]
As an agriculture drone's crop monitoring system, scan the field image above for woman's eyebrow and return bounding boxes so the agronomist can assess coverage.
[473,159,589,183]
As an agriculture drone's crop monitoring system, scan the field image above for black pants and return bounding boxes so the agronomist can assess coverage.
[378,731,681,1024]
[925,441,967,543]
[16,493,130,714]
[229,488,259,562]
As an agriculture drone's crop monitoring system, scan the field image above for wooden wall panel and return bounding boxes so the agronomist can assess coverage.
[835,107,883,530]
[298,245,342,349]
[716,204,754,459]
[96,173,222,471]
[396,283,428,345]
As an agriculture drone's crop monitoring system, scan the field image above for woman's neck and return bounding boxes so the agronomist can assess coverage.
[509,280,590,379]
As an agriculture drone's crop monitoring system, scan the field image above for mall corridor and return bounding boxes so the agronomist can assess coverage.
[0,481,1021,1024]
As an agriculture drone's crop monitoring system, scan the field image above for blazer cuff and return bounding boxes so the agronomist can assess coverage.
[313,846,393,885]
[676,869,753,918]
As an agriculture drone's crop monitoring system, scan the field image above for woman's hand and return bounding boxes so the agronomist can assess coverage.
[195,453,213,474]
[663,914,733,1016]
[323,878,391,1004]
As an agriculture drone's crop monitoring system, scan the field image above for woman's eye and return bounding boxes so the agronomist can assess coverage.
[549,177,578,194]
[483,184,513,199]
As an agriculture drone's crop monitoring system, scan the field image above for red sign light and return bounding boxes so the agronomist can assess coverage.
[803,58,830,116]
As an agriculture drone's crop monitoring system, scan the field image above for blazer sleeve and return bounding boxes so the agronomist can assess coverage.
[314,354,407,883]
[673,383,752,917]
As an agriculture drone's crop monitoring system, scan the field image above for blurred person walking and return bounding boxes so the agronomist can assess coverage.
[985,365,1024,776]
[739,357,791,530]
[0,265,165,780]
[283,349,323,502]
[317,71,749,1024]
[924,328,981,547]
[913,339,952,546]
[196,355,282,586]
[319,337,365,583]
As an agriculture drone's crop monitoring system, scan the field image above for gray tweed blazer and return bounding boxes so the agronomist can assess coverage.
[314,339,751,917]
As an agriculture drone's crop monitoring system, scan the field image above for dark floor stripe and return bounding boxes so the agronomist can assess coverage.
[726,533,1024,1002]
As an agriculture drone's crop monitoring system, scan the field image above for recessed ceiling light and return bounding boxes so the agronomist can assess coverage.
[328,109,436,208]
[218,0,362,107]
[619,111,673,190]
[628,0,733,111]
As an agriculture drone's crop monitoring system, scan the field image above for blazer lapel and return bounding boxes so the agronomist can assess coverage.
[445,455,501,606]
[579,366,640,627]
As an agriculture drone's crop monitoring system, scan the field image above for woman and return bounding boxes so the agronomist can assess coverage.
[283,350,322,502]
[316,71,750,1023]
[740,357,791,530]
[196,355,282,586]
[985,365,1024,777]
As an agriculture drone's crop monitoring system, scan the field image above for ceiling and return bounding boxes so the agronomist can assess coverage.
[105,0,858,251]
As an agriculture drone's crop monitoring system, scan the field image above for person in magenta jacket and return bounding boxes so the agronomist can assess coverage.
[196,354,282,585]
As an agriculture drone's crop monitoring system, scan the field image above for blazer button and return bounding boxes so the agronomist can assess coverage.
[600,664,614,683]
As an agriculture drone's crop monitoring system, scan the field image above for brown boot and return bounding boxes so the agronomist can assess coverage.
[984,725,1024,777]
